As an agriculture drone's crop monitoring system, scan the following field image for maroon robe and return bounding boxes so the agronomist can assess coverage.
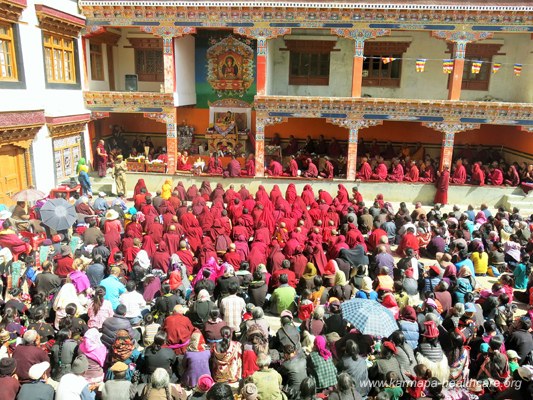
[404,165,419,182]
[152,242,171,273]
[452,165,467,184]
[164,232,181,255]
[388,164,404,182]
[371,163,388,180]
[147,222,164,244]
[290,253,308,280]
[225,159,242,177]
[356,162,372,180]
[434,170,449,205]
[267,161,283,176]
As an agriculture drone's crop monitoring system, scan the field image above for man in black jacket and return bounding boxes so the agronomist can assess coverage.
[506,316,533,363]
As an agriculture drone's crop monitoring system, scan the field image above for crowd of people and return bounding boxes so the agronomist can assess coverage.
[0,179,532,400]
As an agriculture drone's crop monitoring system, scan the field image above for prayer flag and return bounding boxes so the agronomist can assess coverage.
[416,59,426,72]
[382,57,396,64]
[514,63,522,76]
[492,63,501,74]
[442,59,453,74]
[471,61,482,74]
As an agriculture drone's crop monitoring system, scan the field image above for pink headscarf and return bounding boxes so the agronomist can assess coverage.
[79,328,107,367]
[314,335,332,361]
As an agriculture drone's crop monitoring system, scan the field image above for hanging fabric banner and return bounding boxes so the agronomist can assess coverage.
[492,63,501,74]
[382,57,396,64]
[442,59,454,74]
[471,61,482,74]
[416,59,426,72]
[514,64,522,76]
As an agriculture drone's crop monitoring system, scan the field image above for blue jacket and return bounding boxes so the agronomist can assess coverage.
[398,319,419,350]
[100,275,126,310]
[78,170,91,190]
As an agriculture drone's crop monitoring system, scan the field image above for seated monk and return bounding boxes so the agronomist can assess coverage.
[488,165,504,186]
[451,159,466,184]
[320,156,334,179]
[356,157,372,180]
[505,165,520,186]
[370,157,387,181]
[418,161,435,183]
[404,160,419,182]
[470,162,485,186]
[266,159,283,176]
[0,220,31,260]
[284,155,299,177]
[206,152,223,174]
[224,154,241,178]
[387,159,404,182]
[176,151,192,171]
[302,158,318,178]
[244,154,255,176]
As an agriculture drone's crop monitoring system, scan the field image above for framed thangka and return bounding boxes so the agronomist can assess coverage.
[206,36,254,97]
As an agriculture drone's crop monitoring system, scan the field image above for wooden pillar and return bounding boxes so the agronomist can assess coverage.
[255,123,265,177]
[439,131,455,171]
[448,56,464,100]
[346,128,359,180]
[162,35,175,93]
[165,110,177,174]
[256,37,267,95]
[351,56,364,98]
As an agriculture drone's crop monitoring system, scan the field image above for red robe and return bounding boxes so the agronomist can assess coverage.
[176,249,195,275]
[371,163,388,180]
[303,162,318,178]
[225,159,242,177]
[245,159,255,176]
[397,232,420,257]
[452,165,467,184]
[388,164,404,182]
[224,251,243,270]
[286,159,298,177]
[404,165,419,182]
[367,228,388,252]
[207,157,223,174]
[489,169,504,186]
[471,165,485,186]
[356,162,372,180]
[163,314,195,355]
[434,170,450,205]
[321,161,334,179]
[267,161,283,176]
[419,165,435,183]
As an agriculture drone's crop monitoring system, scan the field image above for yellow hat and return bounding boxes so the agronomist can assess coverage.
[110,361,128,373]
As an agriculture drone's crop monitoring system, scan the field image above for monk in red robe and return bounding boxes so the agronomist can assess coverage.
[434,167,450,205]
[505,165,520,186]
[320,156,334,179]
[206,153,223,174]
[488,165,504,185]
[224,155,241,178]
[404,161,419,182]
[266,159,283,176]
[245,154,255,176]
[396,227,419,257]
[302,158,318,178]
[356,157,372,180]
[418,162,435,183]
[451,159,467,184]
[470,162,485,186]
[371,158,388,180]
[284,155,299,177]
[387,159,404,182]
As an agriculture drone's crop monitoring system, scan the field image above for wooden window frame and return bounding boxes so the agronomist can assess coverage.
[362,41,411,88]
[128,37,164,83]
[89,42,104,81]
[53,135,82,182]
[446,43,504,91]
[43,33,76,84]
[285,40,337,86]
[0,21,18,81]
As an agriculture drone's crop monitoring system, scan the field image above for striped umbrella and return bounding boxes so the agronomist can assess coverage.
[341,298,398,338]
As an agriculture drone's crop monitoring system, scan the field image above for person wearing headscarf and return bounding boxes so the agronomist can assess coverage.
[308,335,338,390]
[182,331,211,389]
[107,329,141,380]
[398,306,420,349]
[355,277,378,301]
[78,328,107,384]
[53,283,87,330]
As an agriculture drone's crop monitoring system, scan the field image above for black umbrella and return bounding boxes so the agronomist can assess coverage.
[40,198,77,231]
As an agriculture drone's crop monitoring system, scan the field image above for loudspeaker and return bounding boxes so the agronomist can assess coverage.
[125,74,138,91]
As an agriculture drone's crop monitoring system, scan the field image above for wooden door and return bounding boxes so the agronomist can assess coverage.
[0,146,26,206]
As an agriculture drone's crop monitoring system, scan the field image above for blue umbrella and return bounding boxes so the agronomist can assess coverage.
[341,298,398,338]
[40,198,77,231]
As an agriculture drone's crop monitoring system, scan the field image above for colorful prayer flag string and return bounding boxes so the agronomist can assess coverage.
[382,57,396,64]
[416,59,426,72]
[442,59,453,74]
[514,63,522,76]
[471,61,482,74]
[492,63,501,74]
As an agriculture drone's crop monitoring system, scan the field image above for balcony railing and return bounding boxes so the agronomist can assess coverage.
[83,91,174,112]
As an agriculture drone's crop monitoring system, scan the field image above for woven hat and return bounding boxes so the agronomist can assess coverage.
[105,209,119,221]
[0,330,11,342]
[28,361,50,380]
[109,361,128,373]
[422,320,439,338]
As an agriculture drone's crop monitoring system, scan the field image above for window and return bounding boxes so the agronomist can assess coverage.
[135,48,164,82]
[0,22,18,81]
[447,43,503,91]
[43,33,76,84]
[90,42,104,81]
[285,40,337,86]
[362,41,411,87]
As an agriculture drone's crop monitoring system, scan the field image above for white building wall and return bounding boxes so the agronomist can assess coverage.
[86,40,111,92]
[0,0,89,193]
[174,35,196,106]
